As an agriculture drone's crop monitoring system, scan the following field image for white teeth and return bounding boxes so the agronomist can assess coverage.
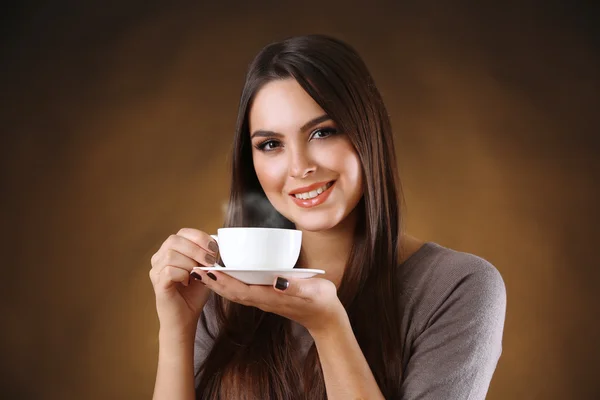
[293,182,333,200]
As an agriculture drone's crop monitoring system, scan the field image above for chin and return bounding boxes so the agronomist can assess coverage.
[293,218,340,232]
[288,207,350,232]
[269,191,361,232]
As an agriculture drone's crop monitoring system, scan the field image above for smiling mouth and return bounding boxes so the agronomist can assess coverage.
[289,180,336,208]
[291,181,334,200]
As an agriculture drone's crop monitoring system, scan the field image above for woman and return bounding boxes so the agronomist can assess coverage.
[150,34,506,399]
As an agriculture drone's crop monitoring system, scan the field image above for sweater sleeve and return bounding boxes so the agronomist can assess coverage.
[400,259,507,400]
[193,294,219,388]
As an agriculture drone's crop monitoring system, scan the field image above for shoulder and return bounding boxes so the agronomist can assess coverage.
[397,243,506,398]
[398,242,506,333]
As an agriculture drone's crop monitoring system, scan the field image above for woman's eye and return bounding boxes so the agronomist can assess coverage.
[310,127,338,139]
[256,140,281,151]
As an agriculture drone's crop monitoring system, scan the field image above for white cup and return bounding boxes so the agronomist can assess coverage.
[211,227,302,270]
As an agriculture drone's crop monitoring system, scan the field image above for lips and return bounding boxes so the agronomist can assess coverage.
[291,181,334,200]
[288,180,333,196]
[289,180,336,208]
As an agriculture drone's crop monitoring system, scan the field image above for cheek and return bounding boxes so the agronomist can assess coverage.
[344,152,363,195]
[323,141,363,193]
[253,155,287,193]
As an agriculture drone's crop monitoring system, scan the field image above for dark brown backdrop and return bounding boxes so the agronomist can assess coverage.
[1,1,599,399]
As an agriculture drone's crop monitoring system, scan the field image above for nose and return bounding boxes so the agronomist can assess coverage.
[288,145,316,179]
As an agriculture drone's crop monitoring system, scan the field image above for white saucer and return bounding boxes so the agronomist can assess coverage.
[197,266,325,285]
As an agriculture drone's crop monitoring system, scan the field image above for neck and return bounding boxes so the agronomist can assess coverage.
[296,210,357,288]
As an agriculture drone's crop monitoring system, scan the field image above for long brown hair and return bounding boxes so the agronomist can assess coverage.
[196,34,404,399]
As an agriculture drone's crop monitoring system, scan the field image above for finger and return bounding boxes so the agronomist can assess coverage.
[194,268,274,308]
[156,265,191,290]
[160,249,199,272]
[273,277,327,300]
[192,270,248,304]
[158,234,217,267]
[177,228,219,255]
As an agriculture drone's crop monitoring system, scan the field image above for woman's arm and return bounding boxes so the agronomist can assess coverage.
[149,228,217,399]
[189,272,385,398]
[153,328,196,400]
[310,313,385,400]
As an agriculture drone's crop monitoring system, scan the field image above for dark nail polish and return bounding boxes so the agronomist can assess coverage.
[191,272,202,281]
[275,277,289,291]
[207,272,217,281]
[205,254,216,265]
[208,241,219,253]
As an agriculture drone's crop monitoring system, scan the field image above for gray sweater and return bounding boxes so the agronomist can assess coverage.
[194,242,507,399]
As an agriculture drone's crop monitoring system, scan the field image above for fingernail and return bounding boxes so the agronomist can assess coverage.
[207,272,217,281]
[191,272,202,281]
[208,241,219,253]
[275,277,289,291]
[205,254,216,265]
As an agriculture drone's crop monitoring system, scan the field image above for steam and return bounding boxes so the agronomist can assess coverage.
[223,192,294,229]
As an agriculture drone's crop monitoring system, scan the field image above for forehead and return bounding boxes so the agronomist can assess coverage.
[249,79,326,133]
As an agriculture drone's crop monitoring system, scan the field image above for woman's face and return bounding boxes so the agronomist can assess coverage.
[248,78,363,232]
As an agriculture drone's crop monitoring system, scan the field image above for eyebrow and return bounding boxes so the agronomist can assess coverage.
[250,114,331,139]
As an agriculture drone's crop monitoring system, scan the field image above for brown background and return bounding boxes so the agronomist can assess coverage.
[1,1,599,399]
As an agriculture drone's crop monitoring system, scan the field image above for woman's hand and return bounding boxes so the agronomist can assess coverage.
[192,268,347,335]
[150,228,218,336]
